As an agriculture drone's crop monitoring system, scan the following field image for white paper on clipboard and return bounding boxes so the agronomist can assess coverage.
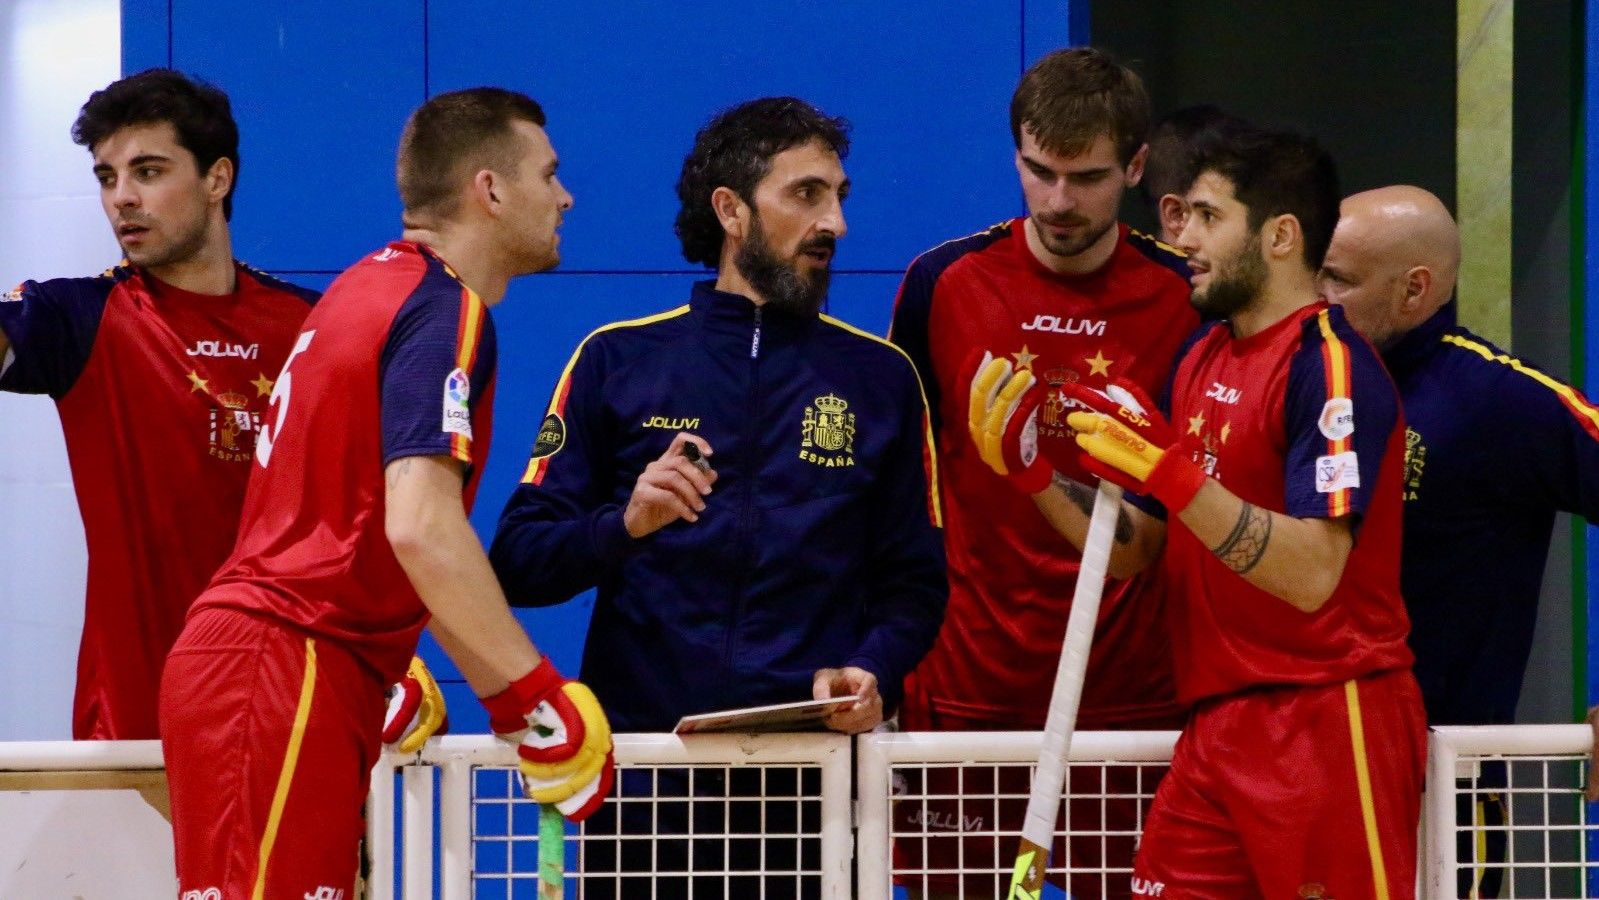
[672,695,862,735]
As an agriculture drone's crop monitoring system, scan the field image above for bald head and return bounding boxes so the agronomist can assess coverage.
[1318,185,1460,350]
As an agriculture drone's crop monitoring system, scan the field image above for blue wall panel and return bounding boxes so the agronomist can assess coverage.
[426,1,1030,273]
[169,0,425,272]
[121,0,169,73]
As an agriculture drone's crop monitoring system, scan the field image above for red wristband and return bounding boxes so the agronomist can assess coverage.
[481,657,563,731]
[1145,450,1206,513]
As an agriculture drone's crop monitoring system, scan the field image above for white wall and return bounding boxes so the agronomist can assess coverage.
[0,0,122,741]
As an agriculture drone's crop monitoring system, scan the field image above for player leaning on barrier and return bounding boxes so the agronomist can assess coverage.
[1320,185,1599,897]
[0,69,318,743]
[885,47,1195,900]
[490,96,947,898]
[972,120,1426,897]
[158,88,613,898]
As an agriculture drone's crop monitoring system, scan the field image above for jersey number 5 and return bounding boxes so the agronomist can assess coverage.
[256,330,316,469]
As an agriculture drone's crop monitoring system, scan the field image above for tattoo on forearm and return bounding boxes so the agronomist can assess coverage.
[1212,501,1271,574]
[1053,473,1134,544]
[386,457,412,489]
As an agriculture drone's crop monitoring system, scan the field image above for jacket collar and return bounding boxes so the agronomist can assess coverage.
[688,279,818,350]
[1382,300,1456,380]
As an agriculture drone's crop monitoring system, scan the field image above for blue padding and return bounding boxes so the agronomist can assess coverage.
[170,1,424,271]
[425,0,1025,273]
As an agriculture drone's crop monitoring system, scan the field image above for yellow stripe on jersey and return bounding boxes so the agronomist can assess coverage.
[520,306,693,485]
[1442,333,1599,437]
[819,314,944,527]
[253,638,318,900]
[1315,311,1355,517]
[1344,679,1391,900]
[449,287,486,464]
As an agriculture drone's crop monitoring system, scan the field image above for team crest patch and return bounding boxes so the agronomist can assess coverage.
[530,413,565,459]
[443,368,472,439]
[1318,396,1355,440]
[1315,450,1360,493]
[208,389,260,462]
[1403,426,1427,500]
[799,392,856,467]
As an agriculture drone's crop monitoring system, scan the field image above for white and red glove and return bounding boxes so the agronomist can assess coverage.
[383,656,449,754]
[1059,378,1207,513]
[480,658,615,822]
[966,351,1053,494]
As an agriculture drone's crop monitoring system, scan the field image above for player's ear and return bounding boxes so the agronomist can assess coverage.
[1401,265,1432,313]
[1158,194,1187,243]
[1265,213,1301,263]
[204,157,234,206]
[1123,143,1148,188]
[710,186,747,241]
[470,169,499,216]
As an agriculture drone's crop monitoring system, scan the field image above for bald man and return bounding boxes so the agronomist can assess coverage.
[1321,185,1599,896]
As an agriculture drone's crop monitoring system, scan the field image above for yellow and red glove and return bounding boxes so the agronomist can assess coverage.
[383,656,449,754]
[1059,379,1207,513]
[481,658,615,822]
[966,351,1053,494]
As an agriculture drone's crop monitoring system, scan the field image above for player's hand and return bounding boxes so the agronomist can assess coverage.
[1060,379,1206,513]
[382,656,449,754]
[622,432,717,538]
[966,351,1052,494]
[812,666,883,735]
[481,658,616,822]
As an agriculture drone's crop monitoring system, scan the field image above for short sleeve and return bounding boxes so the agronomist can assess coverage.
[378,282,496,468]
[1282,308,1398,521]
[0,278,109,397]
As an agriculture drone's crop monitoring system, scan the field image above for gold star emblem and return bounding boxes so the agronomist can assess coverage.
[1084,349,1113,377]
[1011,345,1038,370]
[251,373,275,397]
[187,370,210,394]
[1187,413,1206,436]
[1220,422,1232,444]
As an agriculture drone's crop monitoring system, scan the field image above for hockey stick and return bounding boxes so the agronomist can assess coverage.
[539,803,564,898]
[1007,478,1124,899]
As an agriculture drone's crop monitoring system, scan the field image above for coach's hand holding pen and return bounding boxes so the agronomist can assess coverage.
[622,432,718,538]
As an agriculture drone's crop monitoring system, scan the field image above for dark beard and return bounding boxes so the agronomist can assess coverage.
[1031,212,1115,259]
[1191,233,1265,320]
[734,213,832,318]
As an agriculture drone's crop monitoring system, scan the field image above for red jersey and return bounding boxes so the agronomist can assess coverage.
[1161,301,1413,701]
[889,220,1197,726]
[0,264,316,739]
[193,242,496,683]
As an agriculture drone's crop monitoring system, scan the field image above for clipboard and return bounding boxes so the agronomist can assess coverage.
[672,695,862,735]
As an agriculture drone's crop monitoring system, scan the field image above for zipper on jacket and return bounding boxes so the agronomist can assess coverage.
[724,305,763,675]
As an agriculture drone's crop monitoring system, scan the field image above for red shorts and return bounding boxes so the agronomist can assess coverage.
[892,684,1183,900]
[1131,669,1426,899]
[160,607,386,899]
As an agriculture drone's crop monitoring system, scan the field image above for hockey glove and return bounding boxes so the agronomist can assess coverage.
[1060,378,1207,513]
[481,658,615,822]
[966,351,1052,494]
[382,656,449,754]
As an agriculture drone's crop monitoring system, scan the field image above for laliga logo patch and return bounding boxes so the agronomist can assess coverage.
[442,367,472,439]
[1318,397,1355,441]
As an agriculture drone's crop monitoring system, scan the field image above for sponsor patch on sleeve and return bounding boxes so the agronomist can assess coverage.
[530,413,565,460]
[1315,451,1360,493]
[1318,397,1354,441]
[442,367,472,439]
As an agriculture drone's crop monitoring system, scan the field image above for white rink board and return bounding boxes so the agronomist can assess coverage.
[0,791,175,897]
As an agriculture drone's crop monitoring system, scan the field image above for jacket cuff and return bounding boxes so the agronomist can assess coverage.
[591,507,644,563]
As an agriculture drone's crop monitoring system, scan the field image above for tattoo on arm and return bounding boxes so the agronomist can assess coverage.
[385,457,413,490]
[1052,473,1134,544]
[1211,501,1271,574]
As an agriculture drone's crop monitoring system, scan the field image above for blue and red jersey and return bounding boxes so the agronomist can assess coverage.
[0,264,316,739]
[1159,301,1413,701]
[888,219,1197,727]
[194,241,496,683]
[1384,303,1599,724]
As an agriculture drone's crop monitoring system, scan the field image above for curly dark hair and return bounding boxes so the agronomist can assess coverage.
[1188,121,1341,271]
[73,69,240,220]
[674,97,850,267]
